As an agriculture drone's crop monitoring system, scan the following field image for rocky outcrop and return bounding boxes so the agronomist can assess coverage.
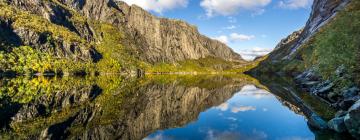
[117,2,243,63]
[0,2,98,62]
[344,100,360,137]
[266,0,351,61]
[3,0,244,65]
[267,29,303,61]
[285,0,351,58]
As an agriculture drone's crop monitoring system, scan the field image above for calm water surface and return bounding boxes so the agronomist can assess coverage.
[145,84,313,140]
[0,75,344,140]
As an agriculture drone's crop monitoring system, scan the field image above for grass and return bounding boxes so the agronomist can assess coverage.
[256,0,360,77]
[0,1,250,75]
[145,57,244,73]
[254,0,360,95]
[0,2,85,44]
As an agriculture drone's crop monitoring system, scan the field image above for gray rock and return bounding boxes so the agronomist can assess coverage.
[343,87,360,99]
[311,80,334,95]
[335,110,347,118]
[328,116,347,133]
[301,81,320,89]
[344,99,360,137]
[335,65,346,77]
[339,96,360,110]
[318,83,334,94]
[263,0,351,61]
[6,0,245,65]
[295,69,320,83]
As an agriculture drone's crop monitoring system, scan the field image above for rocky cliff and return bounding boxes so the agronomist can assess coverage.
[0,0,243,75]
[267,0,351,61]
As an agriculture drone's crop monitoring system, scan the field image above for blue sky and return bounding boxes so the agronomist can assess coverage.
[121,0,313,60]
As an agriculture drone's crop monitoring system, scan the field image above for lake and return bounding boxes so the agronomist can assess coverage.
[0,74,351,140]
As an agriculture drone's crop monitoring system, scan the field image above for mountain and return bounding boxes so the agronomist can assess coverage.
[251,0,360,137]
[0,0,244,75]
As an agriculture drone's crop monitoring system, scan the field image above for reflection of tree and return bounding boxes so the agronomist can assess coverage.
[0,74,259,139]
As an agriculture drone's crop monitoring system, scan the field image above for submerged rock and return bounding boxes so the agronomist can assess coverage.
[339,96,360,110]
[344,99,360,137]
[308,114,329,130]
[328,116,347,133]
[335,110,347,118]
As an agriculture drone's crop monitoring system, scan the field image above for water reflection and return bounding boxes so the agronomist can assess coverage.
[0,74,349,139]
[145,83,314,140]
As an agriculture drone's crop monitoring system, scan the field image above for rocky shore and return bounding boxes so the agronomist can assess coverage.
[295,65,360,137]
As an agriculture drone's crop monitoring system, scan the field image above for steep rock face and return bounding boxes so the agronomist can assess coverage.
[0,1,97,61]
[3,0,243,64]
[268,0,351,61]
[118,2,243,63]
[268,29,303,61]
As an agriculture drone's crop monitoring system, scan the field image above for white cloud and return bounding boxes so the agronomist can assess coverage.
[213,35,229,44]
[223,25,237,30]
[251,9,266,16]
[120,0,188,14]
[231,106,256,113]
[278,0,313,9]
[238,47,272,60]
[228,17,237,23]
[200,0,272,17]
[213,33,255,44]
[230,33,255,41]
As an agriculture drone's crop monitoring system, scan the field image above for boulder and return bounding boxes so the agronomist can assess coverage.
[335,110,347,118]
[295,69,320,83]
[339,96,360,110]
[328,116,347,133]
[335,65,346,77]
[343,87,360,99]
[311,80,334,95]
[344,99,360,137]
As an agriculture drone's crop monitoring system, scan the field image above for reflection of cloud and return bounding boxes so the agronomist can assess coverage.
[217,103,255,113]
[262,108,268,112]
[217,103,229,111]
[205,129,267,140]
[227,117,237,121]
[231,106,256,113]
[143,132,174,140]
[143,133,164,140]
[238,85,271,99]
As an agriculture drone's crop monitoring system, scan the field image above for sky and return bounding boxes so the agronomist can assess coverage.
[120,0,313,60]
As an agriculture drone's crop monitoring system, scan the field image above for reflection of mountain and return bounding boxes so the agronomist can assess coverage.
[0,75,257,140]
[251,75,354,140]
